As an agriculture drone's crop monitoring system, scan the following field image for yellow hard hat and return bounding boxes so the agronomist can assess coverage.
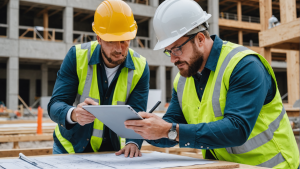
[92,0,138,41]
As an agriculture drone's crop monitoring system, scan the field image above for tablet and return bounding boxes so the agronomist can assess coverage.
[82,105,144,139]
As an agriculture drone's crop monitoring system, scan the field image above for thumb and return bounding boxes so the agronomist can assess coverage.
[138,112,152,119]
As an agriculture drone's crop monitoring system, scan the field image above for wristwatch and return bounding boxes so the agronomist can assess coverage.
[168,123,177,141]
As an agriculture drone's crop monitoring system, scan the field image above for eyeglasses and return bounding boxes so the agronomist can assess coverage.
[164,33,197,57]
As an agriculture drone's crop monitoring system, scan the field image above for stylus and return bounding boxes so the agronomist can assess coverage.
[148,101,161,113]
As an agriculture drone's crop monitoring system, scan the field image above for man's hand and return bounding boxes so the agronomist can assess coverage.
[124,112,172,140]
[71,98,98,126]
[115,143,142,158]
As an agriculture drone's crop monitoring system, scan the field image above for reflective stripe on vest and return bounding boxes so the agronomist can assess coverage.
[54,125,75,154]
[226,107,286,154]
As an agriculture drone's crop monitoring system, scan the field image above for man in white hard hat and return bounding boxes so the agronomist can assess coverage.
[124,0,299,168]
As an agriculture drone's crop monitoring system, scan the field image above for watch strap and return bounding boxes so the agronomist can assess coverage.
[171,123,177,131]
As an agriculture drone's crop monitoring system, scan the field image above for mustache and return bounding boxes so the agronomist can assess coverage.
[111,51,124,57]
[175,61,188,66]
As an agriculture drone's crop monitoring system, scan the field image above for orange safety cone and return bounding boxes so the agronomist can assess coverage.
[37,106,43,134]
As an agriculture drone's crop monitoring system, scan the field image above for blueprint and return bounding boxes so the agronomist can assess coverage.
[0,152,215,169]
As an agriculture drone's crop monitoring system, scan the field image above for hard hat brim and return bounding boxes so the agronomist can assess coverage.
[153,34,184,50]
[93,24,137,41]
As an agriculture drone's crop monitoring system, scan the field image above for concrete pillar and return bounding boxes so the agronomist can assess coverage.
[7,0,19,39]
[150,0,159,7]
[63,7,73,44]
[149,18,156,49]
[208,0,219,36]
[156,66,166,110]
[171,66,179,92]
[41,64,48,97]
[29,76,36,106]
[6,57,19,110]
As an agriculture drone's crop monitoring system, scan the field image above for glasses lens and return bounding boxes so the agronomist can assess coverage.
[164,51,171,57]
[172,48,182,56]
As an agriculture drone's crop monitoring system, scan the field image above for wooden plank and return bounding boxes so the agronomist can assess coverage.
[261,47,272,64]
[286,108,300,117]
[259,19,300,48]
[259,0,272,31]
[0,134,53,142]
[0,147,52,157]
[43,11,49,41]
[287,50,300,106]
[237,1,242,22]
[238,30,243,45]
[0,120,54,124]
[219,19,261,31]
[280,0,296,24]
[36,7,50,17]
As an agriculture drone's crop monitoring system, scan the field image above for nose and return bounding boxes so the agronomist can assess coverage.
[170,54,179,63]
[114,41,122,52]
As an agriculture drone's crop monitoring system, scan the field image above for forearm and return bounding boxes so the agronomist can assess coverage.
[178,118,248,149]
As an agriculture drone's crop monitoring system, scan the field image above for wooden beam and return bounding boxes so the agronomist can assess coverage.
[238,30,243,45]
[243,6,259,14]
[0,134,53,142]
[73,12,82,18]
[219,18,261,31]
[36,7,50,17]
[24,6,35,14]
[137,17,150,24]
[280,0,296,24]
[49,9,61,17]
[43,11,48,40]
[262,47,272,64]
[80,13,94,22]
[259,19,300,48]
[287,50,300,105]
[0,147,52,157]
[259,0,272,31]
[237,1,242,21]
[220,4,236,12]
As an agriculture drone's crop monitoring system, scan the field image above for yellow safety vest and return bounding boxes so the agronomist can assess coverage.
[174,41,299,168]
[55,41,147,153]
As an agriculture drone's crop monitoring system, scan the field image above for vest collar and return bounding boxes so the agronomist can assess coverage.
[88,44,135,70]
[204,35,223,72]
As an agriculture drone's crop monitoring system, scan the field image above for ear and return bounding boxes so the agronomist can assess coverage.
[96,35,102,45]
[195,32,205,47]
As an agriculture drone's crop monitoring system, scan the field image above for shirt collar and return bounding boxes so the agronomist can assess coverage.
[204,35,223,72]
[88,44,135,70]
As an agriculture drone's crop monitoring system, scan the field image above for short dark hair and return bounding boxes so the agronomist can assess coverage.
[186,23,210,43]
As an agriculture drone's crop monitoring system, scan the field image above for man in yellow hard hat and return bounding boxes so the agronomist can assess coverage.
[48,0,149,158]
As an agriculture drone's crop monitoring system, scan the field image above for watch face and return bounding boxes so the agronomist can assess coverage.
[168,130,177,140]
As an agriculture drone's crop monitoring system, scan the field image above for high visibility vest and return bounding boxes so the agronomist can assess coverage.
[173,41,299,168]
[55,41,147,153]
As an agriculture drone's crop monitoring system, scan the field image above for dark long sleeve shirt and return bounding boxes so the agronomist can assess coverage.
[48,44,149,153]
[147,35,275,153]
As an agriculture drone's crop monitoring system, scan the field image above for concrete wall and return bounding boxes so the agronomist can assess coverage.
[1,0,168,110]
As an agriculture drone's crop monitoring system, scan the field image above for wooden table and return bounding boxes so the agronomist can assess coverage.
[0,151,269,169]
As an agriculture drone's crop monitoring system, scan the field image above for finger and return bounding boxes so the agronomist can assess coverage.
[84,98,99,105]
[124,146,129,158]
[124,120,145,127]
[130,146,135,158]
[77,102,88,108]
[135,148,139,157]
[139,150,142,157]
[138,112,153,119]
[115,148,124,156]
[77,110,96,117]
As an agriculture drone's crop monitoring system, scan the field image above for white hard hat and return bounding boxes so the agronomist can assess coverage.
[153,0,211,50]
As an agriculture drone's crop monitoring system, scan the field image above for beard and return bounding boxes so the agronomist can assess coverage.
[101,49,127,65]
[175,46,204,77]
